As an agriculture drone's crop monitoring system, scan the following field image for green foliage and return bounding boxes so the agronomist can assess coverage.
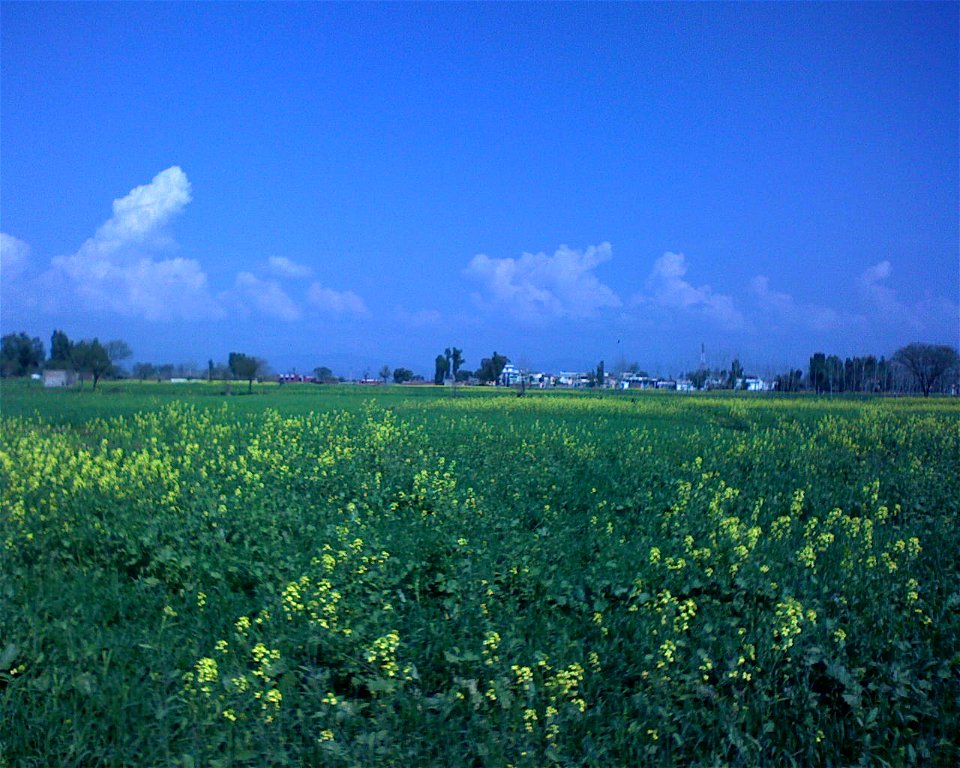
[229,352,264,393]
[71,338,112,389]
[313,366,338,384]
[1,386,959,766]
[49,329,73,367]
[0,332,44,377]
[434,354,448,385]
[478,351,508,384]
[393,367,414,384]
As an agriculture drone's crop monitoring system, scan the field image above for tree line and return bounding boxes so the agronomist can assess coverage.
[432,347,511,385]
[805,345,959,396]
[677,344,958,397]
[1,330,132,389]
[4,330,957,397]
[0,330,273,393]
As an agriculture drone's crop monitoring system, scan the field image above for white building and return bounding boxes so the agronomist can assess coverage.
[498,363,522,386]
[43,369,78,388]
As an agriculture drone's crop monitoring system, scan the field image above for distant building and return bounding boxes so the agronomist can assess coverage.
[526,372,555,388]
[43,369,78,388]
[742,375,767,392]
[498,363,522,386]
[620,375,658,390]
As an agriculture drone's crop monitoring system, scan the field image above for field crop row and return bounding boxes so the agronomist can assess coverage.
[1,392,959,766]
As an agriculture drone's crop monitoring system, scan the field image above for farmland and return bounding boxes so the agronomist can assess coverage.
[1,382,959,766]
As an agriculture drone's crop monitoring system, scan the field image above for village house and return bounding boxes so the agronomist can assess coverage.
[43,369,78,388]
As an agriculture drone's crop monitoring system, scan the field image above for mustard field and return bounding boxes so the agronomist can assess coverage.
[1,383,959,766]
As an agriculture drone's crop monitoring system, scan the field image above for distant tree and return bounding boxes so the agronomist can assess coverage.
[208,359,214,382]
[727,358,744,389]
[451,348,464,378]
[228,352,263,394]
[455,368,471,382]
[688,369,709,390]
[105,340,132,367]
[477,352,508,384]
[49,329,73,368]
[1,332,44,377]
[156,363,175,382]
[774,369,803,393]
[893,343,960,397]
[379,365,391,384]
[132,362,156,382]
[825,354,843,393]
[808,352,827,394]
[72,338,111,390]
[393,367,414,384]
[434,354,449,385]
[595,360,605,388]
[313,366,337,384]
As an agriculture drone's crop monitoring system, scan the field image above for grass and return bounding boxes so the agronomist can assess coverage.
[1,380,958,766]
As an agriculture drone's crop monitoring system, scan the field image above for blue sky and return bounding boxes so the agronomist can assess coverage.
[2,2,957,378]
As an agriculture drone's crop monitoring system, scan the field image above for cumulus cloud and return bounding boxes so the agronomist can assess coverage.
[307,282,369,316]
[638,252,745,329]
[1,232,30,282]
[267,256,313,279]
[750,275,842,332]
[464,242,621,322]
[47,166,222,320]
[234,272,302,321]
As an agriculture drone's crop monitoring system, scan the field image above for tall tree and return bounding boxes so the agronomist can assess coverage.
[49,329,73,368]
[228,352,263,394]
[893,343,960,397]
[451,348,464,378]
[434,354,449,385]
[808,352,827,394]
[379,365,391,384]
[727,358,744,389]
[72,339,112,390]
[595,360,605,388]
[1,333,44,377]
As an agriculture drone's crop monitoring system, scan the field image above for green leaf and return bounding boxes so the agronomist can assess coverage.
[0,643,17,670]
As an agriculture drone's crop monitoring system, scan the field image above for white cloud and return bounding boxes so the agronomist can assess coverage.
[0,232,30,283]
[90,166,192,253]
[47,166,222,320]
[750,275,842,332]
[307,282,369,316]
[857,260,958,335]
[235,272,302,321]
[638,252,745,329]
[464,242,621,321]
[267,256,313,279]
[857,260,920,329]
